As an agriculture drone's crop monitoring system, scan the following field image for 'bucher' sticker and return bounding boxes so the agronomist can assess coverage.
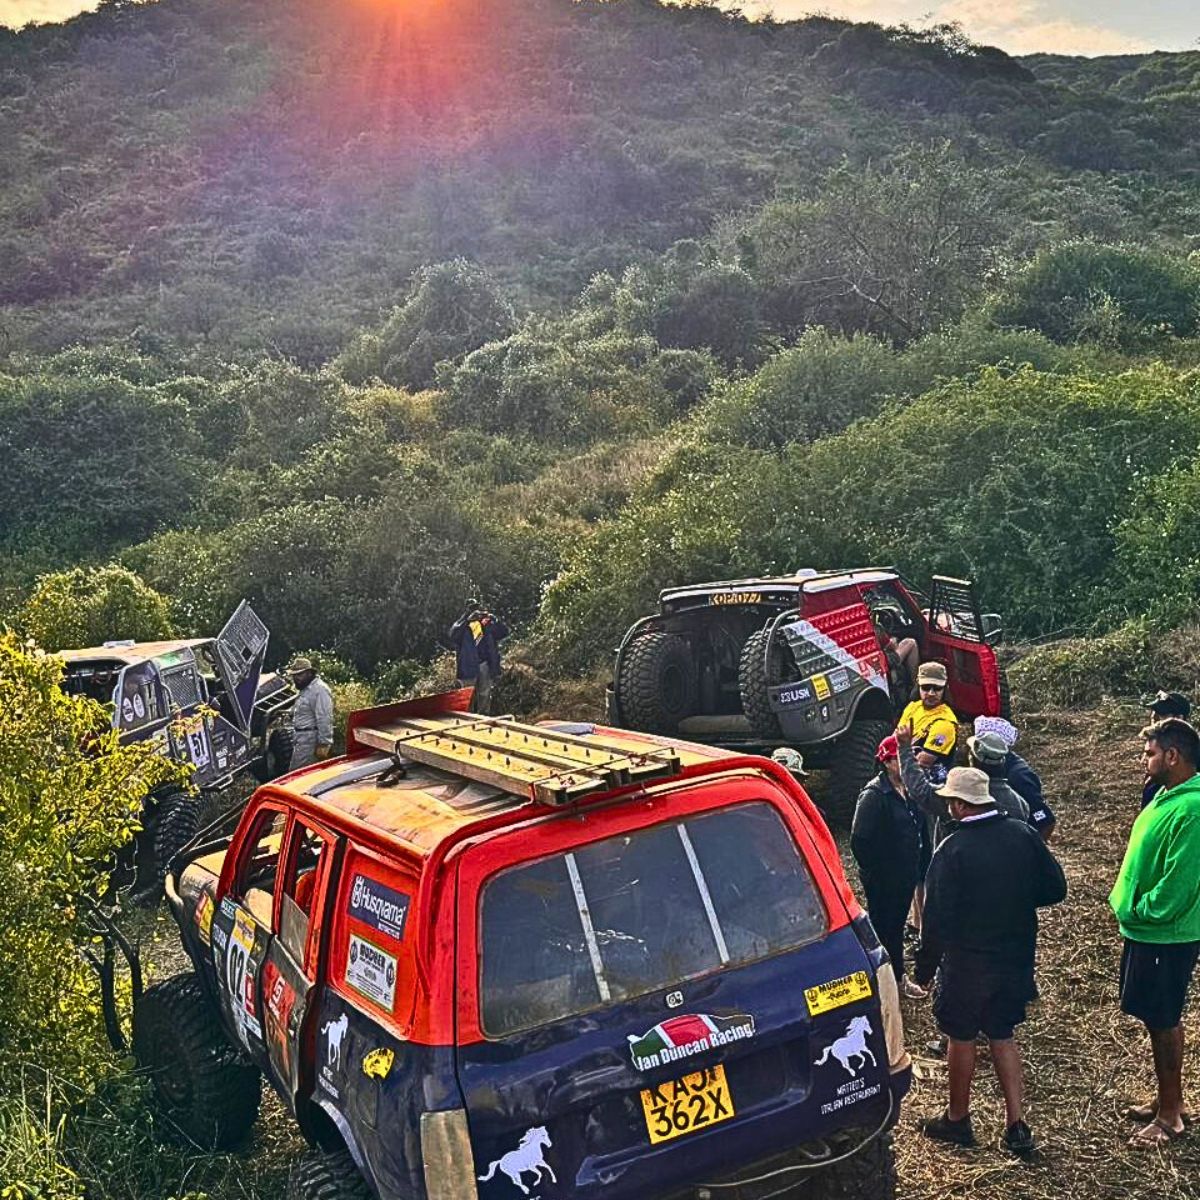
[804,971,873,1016]
[345,933,397,1010]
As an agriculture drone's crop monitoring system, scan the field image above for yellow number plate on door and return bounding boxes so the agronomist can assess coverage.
[640,1065,734,1144]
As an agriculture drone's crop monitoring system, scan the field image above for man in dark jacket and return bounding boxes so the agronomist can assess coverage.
[448,601,509,715]
[915,767,1067,1158]
[973,717,1056,840]
[851,736,927,999]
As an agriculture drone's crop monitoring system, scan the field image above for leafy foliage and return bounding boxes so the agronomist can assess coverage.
[16,565,174,650]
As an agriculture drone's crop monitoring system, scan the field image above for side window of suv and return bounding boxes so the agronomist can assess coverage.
[279,819,333,970]
[480,802,827,1037]
[233,809,288,925]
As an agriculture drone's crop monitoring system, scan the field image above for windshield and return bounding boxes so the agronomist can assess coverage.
[480,802,827,1037]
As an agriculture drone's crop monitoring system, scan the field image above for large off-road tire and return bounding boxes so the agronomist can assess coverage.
[133,972,261,1149]
[738,626,786,739]
[998,665,1012,720]
[286,1151,372,1200]
[826,719,892,827]
[808,1131,896,1200]
[152,790,202,885]
[252,726,295,782]
[615,632,695,734]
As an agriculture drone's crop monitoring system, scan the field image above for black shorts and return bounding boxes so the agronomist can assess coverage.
[932,955,1035,1042]
[1119,939,1200,1031]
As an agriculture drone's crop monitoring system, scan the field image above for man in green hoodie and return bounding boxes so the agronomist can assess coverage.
[1109,718,1200,1147]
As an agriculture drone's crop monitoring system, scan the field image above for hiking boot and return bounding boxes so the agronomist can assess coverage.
[920,1110,976,1147]
[1002,1120,1036,1159]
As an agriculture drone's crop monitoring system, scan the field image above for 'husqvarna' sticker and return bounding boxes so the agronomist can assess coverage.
[477,1126,556,1195]
[627,1013,755,1071]
[804,970,872,1016]
[348,874,410,941]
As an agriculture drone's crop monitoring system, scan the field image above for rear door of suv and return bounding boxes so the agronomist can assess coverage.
[455,779,891,1200]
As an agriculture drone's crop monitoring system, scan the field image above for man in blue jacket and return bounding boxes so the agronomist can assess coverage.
[448,600,509,715]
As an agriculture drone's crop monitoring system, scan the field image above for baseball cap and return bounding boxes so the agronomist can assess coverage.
[936,766,992,807]
[771,747,808,778]
[875,735,899,763]
[917,661,948,687]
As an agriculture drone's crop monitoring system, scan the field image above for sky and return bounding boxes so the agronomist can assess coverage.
[0,0,1197,56]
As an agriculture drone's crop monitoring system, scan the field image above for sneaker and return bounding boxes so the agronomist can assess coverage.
[902,977,929,1000]
[921,1110,976,1147]
[1002,1120,1036,1159]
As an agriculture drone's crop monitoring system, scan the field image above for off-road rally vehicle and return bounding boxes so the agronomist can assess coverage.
[118,689,912,1200]
[609,569,1006,821]
[57,600,296,888]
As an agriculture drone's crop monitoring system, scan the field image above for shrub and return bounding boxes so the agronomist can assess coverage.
[16,565,174,650]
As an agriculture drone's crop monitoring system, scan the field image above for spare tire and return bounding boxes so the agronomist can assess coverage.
[615,632,696,734]
[251,726,295,782]
[826,718,892,827]
[738,626,787,739]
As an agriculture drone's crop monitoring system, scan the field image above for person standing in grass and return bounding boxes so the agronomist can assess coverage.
[1110,718,1200,1147]
[915,766,1067,1159]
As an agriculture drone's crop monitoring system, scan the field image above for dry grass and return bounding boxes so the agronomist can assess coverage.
[892,700,1200,1198]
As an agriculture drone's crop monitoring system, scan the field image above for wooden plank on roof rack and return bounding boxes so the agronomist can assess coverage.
[352,713,682,806]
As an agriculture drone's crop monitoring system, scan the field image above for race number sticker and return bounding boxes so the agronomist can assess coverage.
[225,910,262,1047]
[804,971,873,1017]
[345,934,397,1010]
[187,727,211,768]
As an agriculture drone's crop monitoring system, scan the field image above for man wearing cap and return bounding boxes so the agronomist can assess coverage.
[974,716,1055,839]
[899,661,958,762]
[915,766,1067,1157]
[1110,718,1200,1147]
[287,657,334,770]
[851,736,928,999]
[1140,693,1192,809]
[967,730,1046,831]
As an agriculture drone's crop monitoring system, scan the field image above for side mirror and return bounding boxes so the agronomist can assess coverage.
[981,612,1003,646]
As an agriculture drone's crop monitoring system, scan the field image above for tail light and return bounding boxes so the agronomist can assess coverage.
[874,962,910,1073]
[421,1109,479,1200]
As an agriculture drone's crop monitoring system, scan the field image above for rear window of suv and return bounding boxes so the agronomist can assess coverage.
[480,802,827,1037]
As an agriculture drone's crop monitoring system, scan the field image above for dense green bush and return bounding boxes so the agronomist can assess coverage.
[991,242,1200,347]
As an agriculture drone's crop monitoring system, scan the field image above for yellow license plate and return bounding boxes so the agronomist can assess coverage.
[804,970,873,1016]
[640,1065,734,1145]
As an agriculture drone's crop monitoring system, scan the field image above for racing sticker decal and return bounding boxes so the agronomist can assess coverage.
[777,683,813,707]
[477,1126,556,1196]
[194,891,214,946]
[362,1047,395,1081]
[319,1012,349,1097]
[709,591,763,606]
[262,960,297,1079]
[224,909,262,1048]
[627,1012,755,1072]
[814,1016,877,1078]
[804,970,872,1016]
[345,933,397,1010]
[781,618,889,694]
[348,874,410,942]
[813,674,831,701]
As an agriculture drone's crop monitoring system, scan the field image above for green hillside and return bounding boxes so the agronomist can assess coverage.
[3,0,1200,677]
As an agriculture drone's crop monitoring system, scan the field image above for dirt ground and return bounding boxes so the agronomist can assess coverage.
[130,700,1200,1199]
[890,702,1200,1199]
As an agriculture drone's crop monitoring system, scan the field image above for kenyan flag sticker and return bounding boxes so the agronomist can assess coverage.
[627,1013,756,1071]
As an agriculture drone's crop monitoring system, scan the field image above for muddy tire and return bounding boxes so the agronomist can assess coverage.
[252,726,295,782]
[615,632,695,733]
[286,1151,372,1200]
[738,626,787,739]
[998,665,1012,720]
[826,719,892,827]
[152,790,202,884]
[809,1130,896,1200]
[134,972,261,1149]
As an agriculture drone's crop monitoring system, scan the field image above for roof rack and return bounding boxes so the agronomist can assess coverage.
[351,713,683,807]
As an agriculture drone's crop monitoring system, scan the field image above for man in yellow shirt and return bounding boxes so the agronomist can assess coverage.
[900,661,958,761]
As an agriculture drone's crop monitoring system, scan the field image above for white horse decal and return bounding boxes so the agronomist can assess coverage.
[477,1125,556,1196]
[321,1013,348,1069]
[814,1015,876,1077]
